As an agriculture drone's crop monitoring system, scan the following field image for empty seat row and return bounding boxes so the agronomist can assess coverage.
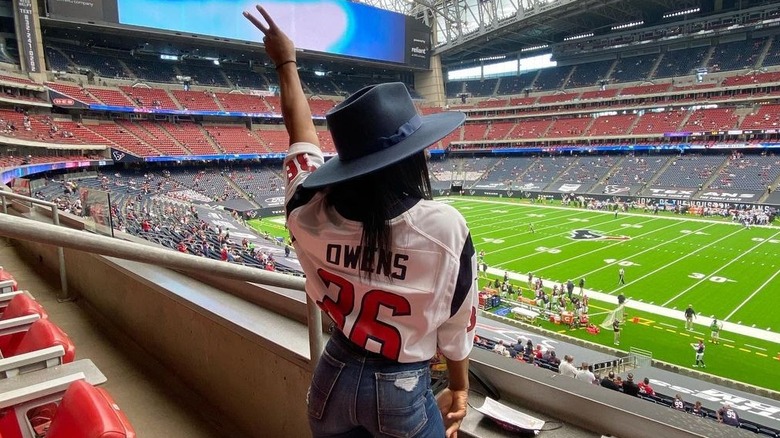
[0,271,135,438]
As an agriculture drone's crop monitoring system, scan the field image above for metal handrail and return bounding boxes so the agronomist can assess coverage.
[0,208,323,365]
[0,191,67,299]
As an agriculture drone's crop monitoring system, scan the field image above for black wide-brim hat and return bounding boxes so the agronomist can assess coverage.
[302,82,465,188]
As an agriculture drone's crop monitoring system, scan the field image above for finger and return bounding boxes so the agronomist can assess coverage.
[243,11,269,34]
[256,5,277,30]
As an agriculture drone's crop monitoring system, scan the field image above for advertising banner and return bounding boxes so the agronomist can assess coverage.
[16,0,43,73]
[79,187,114,237]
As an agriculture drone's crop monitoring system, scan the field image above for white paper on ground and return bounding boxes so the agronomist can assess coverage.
[472,397,545,433]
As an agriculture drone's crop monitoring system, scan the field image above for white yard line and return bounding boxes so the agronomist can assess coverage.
[745,344,768,351]
[604,226,744,296]
[448,198,779,229]
[496,216,664,267]
[661,230,780,306]
[724,268,780,321]
[532,221,714,275]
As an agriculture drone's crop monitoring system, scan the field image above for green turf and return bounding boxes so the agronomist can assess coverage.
[248,198,780,392]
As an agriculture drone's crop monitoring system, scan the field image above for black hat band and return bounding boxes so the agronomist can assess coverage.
[340,114,423,161]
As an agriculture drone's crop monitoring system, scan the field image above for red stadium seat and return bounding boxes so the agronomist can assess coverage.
[0,269,18,293]
[3,319,75,364]
[0,294,47,354]
[45,380,135,438]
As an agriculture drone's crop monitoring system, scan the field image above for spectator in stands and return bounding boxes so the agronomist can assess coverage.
[638,377,655,396]
[600,372,620,391]
[575,363,596,384]
[672,394,687,412]
[545,351,560,367]
[558,354,577,378]
[691,401,705,417]
[717,403,740,426]
[246,6,471,438]
[622,373,639,397]
[493,340,509,356]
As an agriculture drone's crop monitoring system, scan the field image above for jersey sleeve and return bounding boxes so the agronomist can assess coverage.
[284,142,324,215]
[437,233,478,361]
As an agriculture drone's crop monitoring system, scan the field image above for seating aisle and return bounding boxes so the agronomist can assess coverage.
[0,239,243,438]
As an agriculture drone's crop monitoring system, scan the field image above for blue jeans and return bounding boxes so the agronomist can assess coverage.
[307,330,445,438]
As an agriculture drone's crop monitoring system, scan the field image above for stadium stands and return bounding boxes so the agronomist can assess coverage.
[547,116,592,138]
[586,114,637,136]
[610,54,659,83]
[680,107,739,132]
[651,155,726,189]
[496,72,537,96]
[177,62,230,87]
[566,59,615,89]
[707,38,765,72]
[85,86,136,107]
[534,65,572,91]
[463,78,499,97]
[631,109,686,135]
[216,92,269,113]
[162,122,219,155]
[654,46,709,79]
[709,153,780,191]
[119,86,179,110]
[171,90,221,111]
[45,82,100,105]
[205,125,266,154]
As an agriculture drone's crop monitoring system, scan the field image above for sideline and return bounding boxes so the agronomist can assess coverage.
[485,266,780,345]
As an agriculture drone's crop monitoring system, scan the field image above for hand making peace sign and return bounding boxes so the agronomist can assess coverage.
[243,5,296,69]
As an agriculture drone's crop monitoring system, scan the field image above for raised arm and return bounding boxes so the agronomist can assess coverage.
[243,5,319,147]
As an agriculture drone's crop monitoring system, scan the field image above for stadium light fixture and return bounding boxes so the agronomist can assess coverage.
[521,44,549,52]
[564,32,594,42]
[663,7,700,19]
[479,55,506,62]
[611,20,644,31]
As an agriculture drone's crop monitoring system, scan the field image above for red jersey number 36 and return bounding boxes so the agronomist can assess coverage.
[317,268,411,361]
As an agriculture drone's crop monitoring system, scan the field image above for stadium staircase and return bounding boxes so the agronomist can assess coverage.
[755,37,774,68]
[733,106,757,127]
[700,46,717,72]
[699,158,733,195]
[548,158,584,187]
[602,59,619,83]
[677,108,696,130]
[560,65,577,90]
[762,173,780,203]
[595,156,628,187]
[197,125,224,153]
[646,53,665,81]
[225,176,260,208]
[643,156,677,189]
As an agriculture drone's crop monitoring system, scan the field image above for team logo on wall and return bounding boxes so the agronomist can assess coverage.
[604,185,631,195]
[518,183,542,191]
[569,229,630,241]
[558,184,581,192]
[112,150,126,162]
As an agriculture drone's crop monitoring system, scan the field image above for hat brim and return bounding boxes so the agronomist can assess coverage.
[302,111,466,189]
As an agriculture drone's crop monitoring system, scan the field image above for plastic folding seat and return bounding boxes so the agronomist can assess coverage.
[740,422,761,433]
[45,380,135,438]
[0,295,48,354]
[2,319,75,364]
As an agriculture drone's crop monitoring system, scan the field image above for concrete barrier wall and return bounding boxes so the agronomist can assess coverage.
[14,238,314,438]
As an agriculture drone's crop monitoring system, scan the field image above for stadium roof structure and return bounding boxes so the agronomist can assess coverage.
[358,0,778,67]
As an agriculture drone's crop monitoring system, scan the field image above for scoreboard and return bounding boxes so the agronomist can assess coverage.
[45,0,431,69]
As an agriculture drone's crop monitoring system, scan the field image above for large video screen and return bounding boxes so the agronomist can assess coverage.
[46,0,430,68]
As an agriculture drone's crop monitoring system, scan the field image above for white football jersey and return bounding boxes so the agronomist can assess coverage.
[284,142,477,363]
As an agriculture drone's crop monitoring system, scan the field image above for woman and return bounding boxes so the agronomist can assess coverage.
[244,6,475,438]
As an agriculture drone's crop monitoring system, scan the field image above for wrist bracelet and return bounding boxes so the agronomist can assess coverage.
[275,60,297,70]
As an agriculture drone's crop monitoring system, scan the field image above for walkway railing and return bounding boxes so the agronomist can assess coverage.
[0,202,323,366]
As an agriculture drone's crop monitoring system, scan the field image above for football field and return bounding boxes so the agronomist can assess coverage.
[450,197,780,330]
[249,198,780,391]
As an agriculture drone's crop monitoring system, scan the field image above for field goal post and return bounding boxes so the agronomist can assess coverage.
[629,347,653,368]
